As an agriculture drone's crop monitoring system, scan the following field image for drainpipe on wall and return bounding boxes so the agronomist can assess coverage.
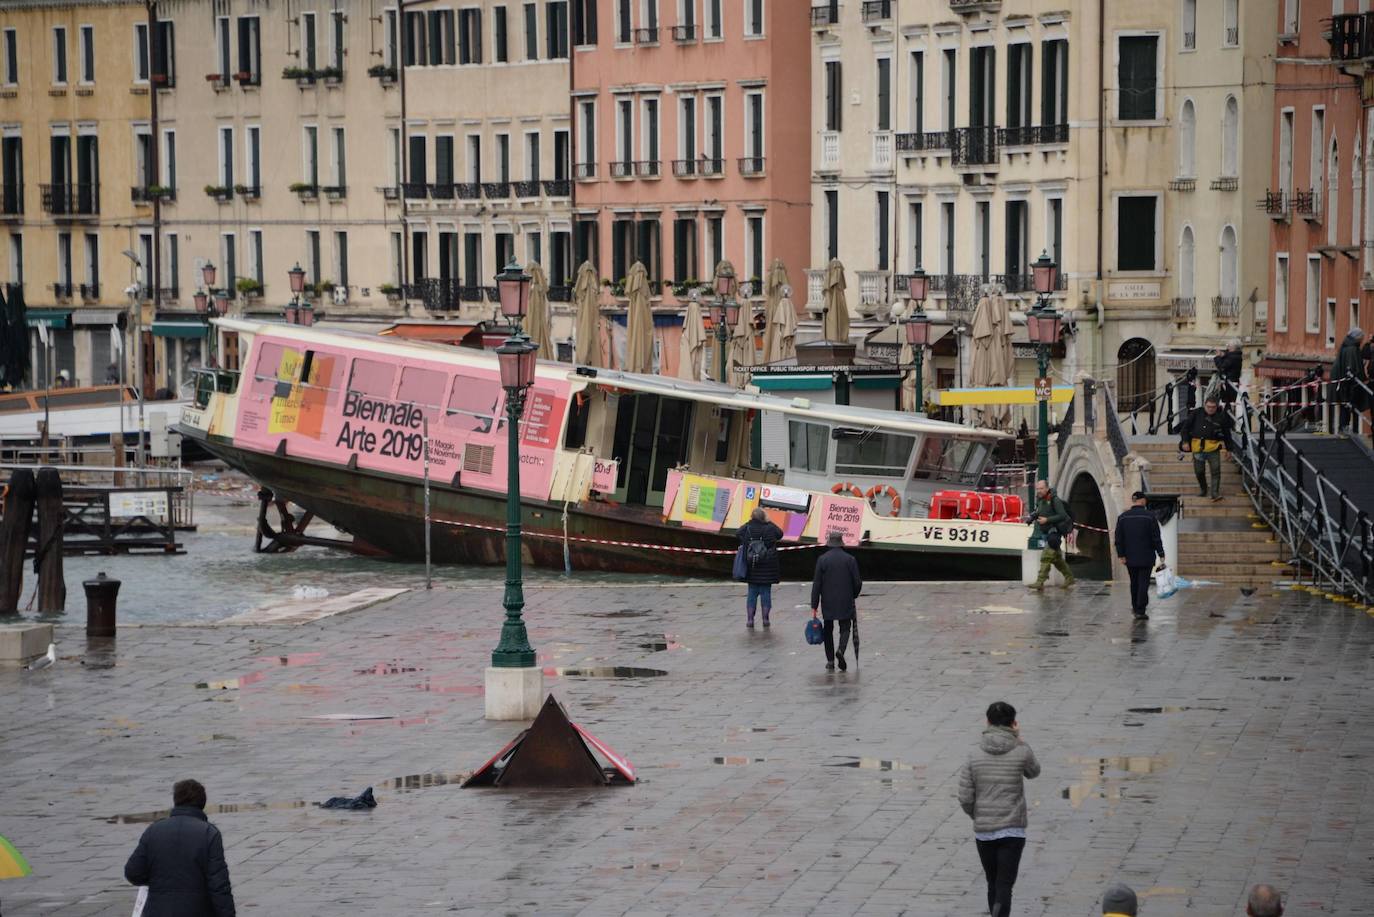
[1095,0,1106,376]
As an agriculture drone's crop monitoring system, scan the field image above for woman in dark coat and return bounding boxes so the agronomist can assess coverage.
[1331,327,1368,432]
[1212,339,1243,405]
[737,507,783,628]
[810,531,863,671]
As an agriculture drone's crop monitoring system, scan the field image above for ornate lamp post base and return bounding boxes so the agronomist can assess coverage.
[485,665,544,721]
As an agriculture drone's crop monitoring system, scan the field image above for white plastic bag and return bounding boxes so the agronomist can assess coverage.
[1154,564,1178,599]
[132,886,148,917]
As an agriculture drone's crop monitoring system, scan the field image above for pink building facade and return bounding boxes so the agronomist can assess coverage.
[570,0,811,309]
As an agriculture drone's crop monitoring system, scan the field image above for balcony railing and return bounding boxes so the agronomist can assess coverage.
[998,125,1036,147]
[1291,189,1316,216]
[430,182,456,200]
[1168,178,1197,192]
[1225,26,1238,46]
[1172,297,1196,320]
[633,27,660,44]
[1260,190,1290,217]
[896,130,951,152]
[322,185,346,200]
[0,186,20,216]
[548,284,573,302]
[402,181,429,199]
[52,281,74,299]
[862,1,893,22]
[810,5,839,27]
[1329,13,1374,60]
[482,182,511,199]
[542,179,571,196]
[699,157,724,176]
[951,126,998,167]
[610,161,635,179]
[1183,31,1195,50]
[413,278,463,312]
[456,182,481,199]
[79,282,99,300]
[636,160,661,178]
[1212,296,1240,322]
[871,131,893,171]
[1210,176,1239,191]
[574,162,597,180]
[672,24,697,42]
[949,0,1001,13]
[738,156,765,176]
[820,131,840,169]
[672,158,698,177]
[996,272,1069,294]
[40,183,99,216]
[514,179,540,197]
[856,270,890,312]
[804,268,826,311]
[131,185,176,204]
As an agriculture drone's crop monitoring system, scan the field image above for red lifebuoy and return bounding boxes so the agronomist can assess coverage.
[865,484,902,517]
[831,482,863,499]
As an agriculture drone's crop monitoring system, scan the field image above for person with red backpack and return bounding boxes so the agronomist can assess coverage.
[736,508,783,628]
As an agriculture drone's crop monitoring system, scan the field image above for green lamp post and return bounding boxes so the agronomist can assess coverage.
[1026,250,1063,491]
[491,258,538,669]
[903,268,931,412]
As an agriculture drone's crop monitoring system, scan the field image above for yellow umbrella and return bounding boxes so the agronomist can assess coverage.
[761,258,789,361]
[623,262,653,373]
[525,262,555,360]
[822,259,849,342]
[0,834,32,879]
[765,285,798,362]
[677,293,706,380]
[572,261,603,367]
[729,297,756,388]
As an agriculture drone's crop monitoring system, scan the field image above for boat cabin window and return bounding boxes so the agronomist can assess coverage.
[249,341,292,398]
[444,377,501,434]
[834,430,916,478]
[911,436,980,483]
[788,421,830,472]
[714,411,735,463]
[396,366,448,418]
[300,350,344,407]
[563,392,590,449]
[348,358,397,398]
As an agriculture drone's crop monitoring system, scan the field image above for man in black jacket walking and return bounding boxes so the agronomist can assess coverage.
[1114,491,1166,620]
[811,531,862,671]
[1180,397,1234,500]
[737,507,784,628]
[125,779,235,917]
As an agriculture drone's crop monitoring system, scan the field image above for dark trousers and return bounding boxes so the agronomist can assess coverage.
[975,836,1025,917]
[1127,565,1152,613]
[1193,449,1221,497]
[822,619,852,662]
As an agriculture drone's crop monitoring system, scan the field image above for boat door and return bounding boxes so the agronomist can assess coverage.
[609,394,693,507]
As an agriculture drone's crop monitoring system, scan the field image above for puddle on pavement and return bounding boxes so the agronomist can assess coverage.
[355,663,421,676]
[970,605,1028,615]
[587,608,654,619]
[828,757,918,771]
[1061,754,1172,809]
[1039,631,1071,638]
[1243,675,1295,682]
[1126,706,1228,714]
[711,756,768,765]
[547,666,668,678]
[635,634,684,652]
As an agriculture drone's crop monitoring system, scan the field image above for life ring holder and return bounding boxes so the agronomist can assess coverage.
[865,484,902,517]
[831,482,863,499]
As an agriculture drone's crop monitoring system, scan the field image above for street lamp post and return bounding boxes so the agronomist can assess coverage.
[711,262,737,383]
[1026,250,1063,491]
[286,263,308,325]
[904,269,931,413]
[486,258,543,720]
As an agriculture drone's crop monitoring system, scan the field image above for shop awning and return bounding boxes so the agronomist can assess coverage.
[934,386,1075,407]
[378,322,481,346]
[151,320,208,339]
[26,309,71,329]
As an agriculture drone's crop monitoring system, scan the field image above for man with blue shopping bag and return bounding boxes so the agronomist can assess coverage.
[1114,491,1166,620]
[810,531,862,672]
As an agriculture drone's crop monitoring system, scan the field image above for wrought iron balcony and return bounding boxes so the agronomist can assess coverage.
[1260,190,1289,218]
[1172,297,1196,320]
[610,161,635,179]
[672,24,696,42]
[1212,296,1240,322]
[1183,31,1195,50]
[896,130,951,153]
[738,156,765,176]
[482,182,511,199]
[1225,27,1238,46]
[1210,177,1239,192]
[514,180,540,198]
[131,185,175,203]
[402,181,429,199]
[998,125,1036,147]
[1329,13,1374,60]
[672,159,698,177]
[951,126,998,167]
[542,179,571,196]
[862,1,893,23]
[574,162,597,180]
[636,160,661,178]
[51,281,74,299]
[548,284,573,302]
[810,5,839,27]
[40,183,99,216]
[456,182,481,199]
[699,157,724,177]
[632,27,659,44]
[413,278,463,312]
[430,183,455,200]
[1169,178,1197,192]
[79,282,99,300]
[322,185,346,199]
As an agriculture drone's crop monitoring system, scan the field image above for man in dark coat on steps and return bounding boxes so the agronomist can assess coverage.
[1114,491,1166,620]
[125,779,235,917]
[811,531,862,672]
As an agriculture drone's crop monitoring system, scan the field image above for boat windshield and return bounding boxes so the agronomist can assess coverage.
[911,435,986,484]
[833,429,916,479]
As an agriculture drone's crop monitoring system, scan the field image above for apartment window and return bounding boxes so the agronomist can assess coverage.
[940,202,955,275]
[578,100,596,168]
[1279,109,1294,195]
[1007,43,1032,130]
[83,232,98,290]
[975,201,990,277]
[135,128,154,189]
[1306,255,1320,332]
[1275,253,1289,331]
[332,127,346,188]
[523,231,541,268]
[301,12,318,70]
[306,230,321,285]
[1283,0,1299,35]
[745,0,763,37]
[705,94,723,163]
[679,96,697,163]
[248,229,263,284]
[969,47,995,128]
[908,202,922,271]
[707,215,723,270]
[2,30,17,85]
[494,6,509,62]
[617,0,632,42]
[163,232,177,296]
[876,59,891,131]
[53,28,68,84]
[237,16,261,82]
[78,26,94,83]
[673,217,697,282]
[909,51,924,135]
[824,61,842,132]
[642,98,660,170]
[1041,40,1068,126]
[745,92,763,160]
[547,1,569,58]
[409,135,428,186]
[1311,108,1326,201]
[335,232,350,289]
[216,18,231,81]
[876,193,889,271]
[1223,0,1238,47]
[1047,197,1063,270]
[436,135,455,188]
[218,126,234,187]
[574,220,597,268]
[1117,195,1158,271]
[611,218,633,280]
[637,219,661,280]
[1004,200,1028,279]
[825,190,839,261]
[525,132,541,181]
[246,126,261,191]
[1178,100,1196,177]
[8,233,23,287]
[706,0,722,39]
[487,134,504,183]
[1326,298,1337,348]
[390,231,403,285]
[617,99,634,165]
[467,135,482,183]
[221,232,237,295]
[331,11,345,69]
[303,126,319,186]
[942,49,957,131]
[746,215,764,280]
[573,0,598,45]
[1221,95,1238,178]
[2,136,22,216]
[135,23,174,83]
[1117,35,1159,121]
[57,232,72,287]
[554,129,570,180]
[431,10,458,64]
[1220,225,1238,302]
[525,3,539,59]
[162,129,177,190]
[1182,0,1196,49]
[403,11,423,65]
[459,9,483,63]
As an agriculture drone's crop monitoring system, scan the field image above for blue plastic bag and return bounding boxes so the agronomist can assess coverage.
[804,616,825,645]
[732,545,748,582]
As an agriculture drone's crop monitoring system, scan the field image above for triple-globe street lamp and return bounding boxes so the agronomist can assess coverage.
[903,268,931,412]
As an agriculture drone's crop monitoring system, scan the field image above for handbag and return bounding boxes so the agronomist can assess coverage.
[731,545,748,582]
[804,613,825,646]
[1153,563,1178,599]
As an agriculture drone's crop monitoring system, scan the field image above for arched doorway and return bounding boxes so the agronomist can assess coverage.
[1117,338,1156,412]
[1067,472,1111,579]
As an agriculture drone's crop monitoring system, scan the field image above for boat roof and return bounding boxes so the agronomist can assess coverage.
[217,318,1008,442]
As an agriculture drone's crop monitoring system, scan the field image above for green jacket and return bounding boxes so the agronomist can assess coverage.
[1031,491,1069,540]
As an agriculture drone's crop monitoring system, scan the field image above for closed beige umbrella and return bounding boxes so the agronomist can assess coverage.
[525,262,555,360]
[677,293,706,380]
[573,260,603,367]
[761,259,789,360]
[969,295,996,387]
[899,338,932,413]
[822,258,850,342]
[623,261,653,374]
[729,297,756,388]
[992,290,1015,384]
[765,285,798,362]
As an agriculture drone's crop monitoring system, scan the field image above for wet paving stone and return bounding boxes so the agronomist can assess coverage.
[2,579,1373,915]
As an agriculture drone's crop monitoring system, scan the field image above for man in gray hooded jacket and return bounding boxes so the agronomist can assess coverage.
[957,701,1041,917]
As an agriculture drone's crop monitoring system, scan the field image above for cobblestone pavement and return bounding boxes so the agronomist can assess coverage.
[2,578,1373,916]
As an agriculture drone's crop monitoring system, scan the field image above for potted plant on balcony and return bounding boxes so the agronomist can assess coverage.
[289,182,319,199]
[233,183,259,200]
[312,279,336,298]
[204,184,233,202]
[282,65,315,85]
[367,64,397,83]
[670,278,701,299]
[236,277,264,300]
[379,283,401,301]
[146,184,172,201]
[316,65,343,84]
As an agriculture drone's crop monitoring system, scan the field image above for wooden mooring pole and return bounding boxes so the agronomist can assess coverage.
[34,467,66,614]
[0,470,36,614]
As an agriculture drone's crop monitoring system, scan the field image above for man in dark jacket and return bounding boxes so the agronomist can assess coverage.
[957,701,1041,917]
[737,507,784,628]
[810,531,862,671]
[125,779,235,917]
[1029,479,1075,590]
[1180,396,1234,500]
[1212,339,1243,405]
[1114,491,1165,620]
[1331,327,1368,433]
